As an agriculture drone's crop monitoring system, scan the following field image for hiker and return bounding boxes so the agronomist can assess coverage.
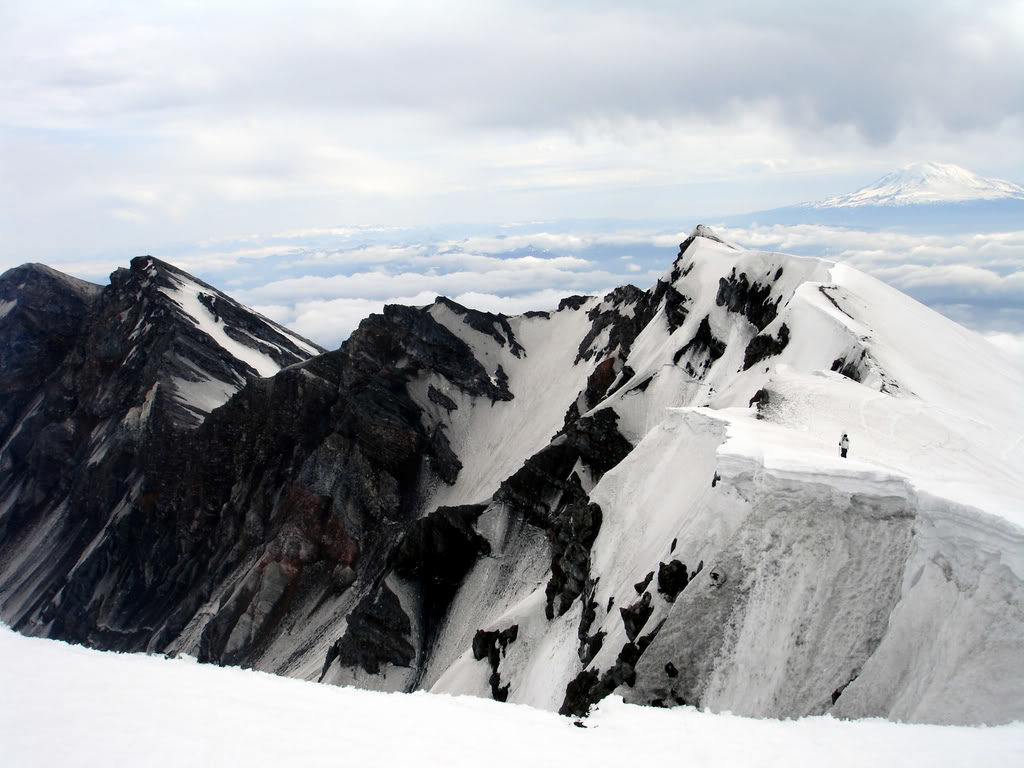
[839,432,850,458]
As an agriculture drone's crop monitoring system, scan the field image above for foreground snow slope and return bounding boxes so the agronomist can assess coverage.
[1,627,1020,768]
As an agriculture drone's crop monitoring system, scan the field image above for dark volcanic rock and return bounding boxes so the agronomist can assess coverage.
[333,583,415,675]
[831,352,865,382]
[560,668,601,717]
[427,385,458,412]
[472,624,519,702]
[673,315,726,370]
[559,636,651,717]
[583,358,618,410]
[742,323,791,370]
[350,303,512,404]
[620,591,654,642]
[392,503,490,627]
[656,282,690,333]
[564,409,634,475]
[576,285,650,364]
[0,258,519,677]
[559,611,671,717]
[545,474,604,620]
[558,295,591,312]
[716,267,780,332]
[0,264,101,442]
[634,571,654,595]
[494,438,580,528]
[0,257,332,656]
[657,560,689,602]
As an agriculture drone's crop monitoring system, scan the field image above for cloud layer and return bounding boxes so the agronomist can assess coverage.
[2,1,1023,263]
[39,220,1020,355]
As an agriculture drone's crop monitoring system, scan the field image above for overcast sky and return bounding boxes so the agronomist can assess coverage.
[2,0,1023,262]
[2,1,1023,357]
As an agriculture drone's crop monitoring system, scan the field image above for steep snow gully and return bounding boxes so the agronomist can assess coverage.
[1,228,1022,726]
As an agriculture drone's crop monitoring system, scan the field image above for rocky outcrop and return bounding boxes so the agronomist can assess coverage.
[559,620,666,717]
[657,560,694,602]
[473,625,519,701]
[392,503,491,634]
[333,584,416,675]
[743,323,791,370]
[545,474,603,620]
[673,315,726,375]
[831,353,865,382]
[576,285,650,364]
[716,267,780,332]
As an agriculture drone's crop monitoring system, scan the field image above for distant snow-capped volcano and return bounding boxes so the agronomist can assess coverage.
[811,162,1024,208]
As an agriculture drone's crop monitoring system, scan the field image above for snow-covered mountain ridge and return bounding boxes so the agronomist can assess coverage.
[811,161,1024,208]
[1,228,1022,725]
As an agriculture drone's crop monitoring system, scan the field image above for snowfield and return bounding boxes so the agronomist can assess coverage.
[812,161,1024,207]
[1,626,1021,768]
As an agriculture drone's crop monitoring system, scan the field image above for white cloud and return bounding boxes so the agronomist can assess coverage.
[237,263,623,305]
[870,264,1024,293]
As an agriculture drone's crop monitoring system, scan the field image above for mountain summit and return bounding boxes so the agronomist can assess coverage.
[812,161,1024,208]
[2,229,1023,726]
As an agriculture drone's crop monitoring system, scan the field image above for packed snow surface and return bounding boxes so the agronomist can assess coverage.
[1,627,1020,768]
[813,162,1024,207]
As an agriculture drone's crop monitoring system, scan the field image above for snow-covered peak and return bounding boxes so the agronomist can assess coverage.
[812,162,1024,208]
[5,234,1024,729]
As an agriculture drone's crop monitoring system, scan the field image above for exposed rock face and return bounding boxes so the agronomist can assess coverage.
[576,285,649,364]
[0,256,329,654]
[674,315,726,371]
[0,264,101,442]
[657,560,692,602]
[716,267,780,331]
[472,625,519,701]
[333,584,416,675]
[0,254,638,689]
[390,503,491,640]
[743,323,791,370]
[545,474,604,620]
[560,628,666,717]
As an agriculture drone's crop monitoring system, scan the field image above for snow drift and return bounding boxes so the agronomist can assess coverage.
[4,626,1021,768]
